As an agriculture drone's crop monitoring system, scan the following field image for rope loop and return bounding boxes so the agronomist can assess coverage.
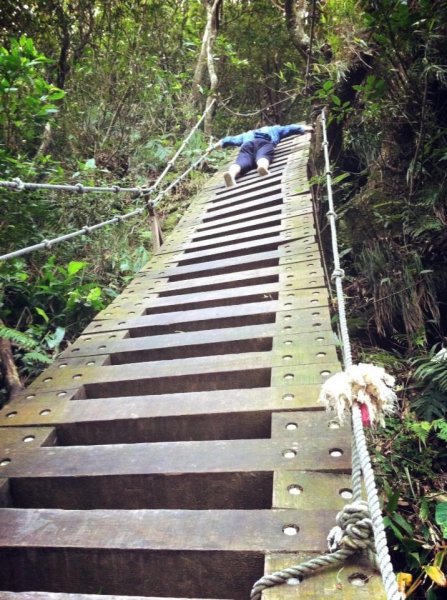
[326,209,337,219]
[112,185,121,193]
[75,183,85,194]
[12,177,25,191]
[82,226,91,235]
[42,239,52,249]
[328,501,374,553]
[331,268,345,280]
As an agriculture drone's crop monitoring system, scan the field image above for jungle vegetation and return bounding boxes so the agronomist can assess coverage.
[0,1,446,597]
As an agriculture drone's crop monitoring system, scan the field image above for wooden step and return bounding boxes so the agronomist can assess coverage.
[0,133,383,599]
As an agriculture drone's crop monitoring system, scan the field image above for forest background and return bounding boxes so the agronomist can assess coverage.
[0,1,446,597]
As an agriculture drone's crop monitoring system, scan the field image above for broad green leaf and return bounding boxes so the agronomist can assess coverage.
[67,261,86,275]
[424,565,447,587]
[331,94,341,106]
[391,513,414,536]
[435,503,447,538]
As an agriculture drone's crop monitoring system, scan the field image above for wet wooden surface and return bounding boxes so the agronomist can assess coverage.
[0,134,383,599]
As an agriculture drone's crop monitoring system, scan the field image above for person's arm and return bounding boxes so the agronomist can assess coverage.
[277,124,313,140]
[219,133,245,148]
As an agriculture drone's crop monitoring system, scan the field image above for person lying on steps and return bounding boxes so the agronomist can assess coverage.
[217,123,314,187]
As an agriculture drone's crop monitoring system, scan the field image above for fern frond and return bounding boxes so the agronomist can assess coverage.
[432,419,447,442]
[0,326,36,350]
[411,389,447,420]
[22,351,52,365]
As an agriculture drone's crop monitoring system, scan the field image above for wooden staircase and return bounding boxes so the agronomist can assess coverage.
[0,134,385,599]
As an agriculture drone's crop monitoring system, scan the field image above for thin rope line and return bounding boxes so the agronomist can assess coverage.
[151,142,215,207]
[0,101,216,198]
[321,106,401,600]
[0,179,144,195]
[0,208,145,261]
[149,98,216,193]
[218,93,298,118]
[0,107,216,262]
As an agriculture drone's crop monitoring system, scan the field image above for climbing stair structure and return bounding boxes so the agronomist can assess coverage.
[0,134,385,599]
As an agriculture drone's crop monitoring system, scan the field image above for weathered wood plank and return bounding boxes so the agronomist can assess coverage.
[59,325,334,360]
[137,249,321,280]
[0,391,322,438]
[0,386,325,444]
[1,436,351,478]
[29,350,340,393]
[264,554,386,600]
[0,508,341,552]
[0,594,223,600]
[86,284,328,321]
[273,472,353,510]
[82,301,330,335]
[0,427,57,449]
[191,211,313,241]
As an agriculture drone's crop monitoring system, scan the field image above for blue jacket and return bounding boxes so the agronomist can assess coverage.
[220,124,306,148]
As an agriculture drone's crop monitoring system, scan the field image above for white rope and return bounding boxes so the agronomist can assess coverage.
[150,142,216,207]
[149,98,216,194]
[321,107,402,600]
[0,208,145,261]
[0,101,216,199]
[0,105,216,262]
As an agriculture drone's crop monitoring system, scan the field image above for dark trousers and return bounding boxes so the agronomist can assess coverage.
[235,139,275,174]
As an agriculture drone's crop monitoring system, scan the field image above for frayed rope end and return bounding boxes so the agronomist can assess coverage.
[318,363,398,427]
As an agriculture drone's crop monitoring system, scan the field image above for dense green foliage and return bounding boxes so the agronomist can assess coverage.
[0,1,446,596]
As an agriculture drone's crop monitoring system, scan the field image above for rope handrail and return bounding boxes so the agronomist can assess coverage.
[0,105,217,262]
[321,106,401,599]
[0,208,145,261]
[250,109,402,600]
[151,142,216,207]
[0,143,215,262]
[0,179,145,196]
[0,100,216,199]
[150,98,216,194]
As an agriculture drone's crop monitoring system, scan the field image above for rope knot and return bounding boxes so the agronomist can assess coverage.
[328,501,373,552]
[112,185,121,193]
[12,177,25,191]
[326,209,337,219]
[75,183,85,194]
[331,268,345,280]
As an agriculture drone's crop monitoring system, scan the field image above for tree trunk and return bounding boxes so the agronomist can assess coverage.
[204,11,219,137]
[284,0,309,61]
[0,320,23,402]
[189,0,222,107]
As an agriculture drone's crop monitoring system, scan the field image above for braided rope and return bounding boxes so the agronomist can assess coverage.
[250,110,402,600]
[321,107,401,600]
[0,178,144,195]
[250,502,377,600]
[0,208,145,261]
[0,111,216,261]
[0,100,216,199]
